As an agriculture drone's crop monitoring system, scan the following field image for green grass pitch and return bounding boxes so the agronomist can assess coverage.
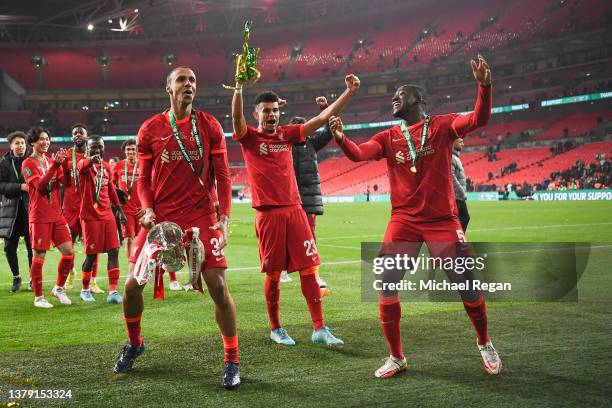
[1,201,611,407]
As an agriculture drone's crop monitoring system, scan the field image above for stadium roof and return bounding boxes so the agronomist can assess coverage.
[0,0,405,45]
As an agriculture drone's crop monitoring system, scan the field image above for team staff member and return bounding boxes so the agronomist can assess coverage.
[0,131,33,292]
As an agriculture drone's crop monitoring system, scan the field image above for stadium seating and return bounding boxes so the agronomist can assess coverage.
[2,0,608,91]
[534,113,612,141]
[230,166,249,185]
[321,159,387,195]
[495,141,612,185]
[403,1,498,67]
[463,147,551,184]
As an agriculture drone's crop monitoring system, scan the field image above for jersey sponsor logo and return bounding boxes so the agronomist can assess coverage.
[395,146,435,165]
[392,138,404,142]
[161,133,172,141]
[160,148,202,164]
[259,142,289,155]
[269,144,289,153]
[161,149,170,164]
[395,150,406,164]
[259,143,268,155]
[419,145,435,158]
[170,150,200,161]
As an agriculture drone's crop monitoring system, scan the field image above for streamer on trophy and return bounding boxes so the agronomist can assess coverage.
[222,20,261,90]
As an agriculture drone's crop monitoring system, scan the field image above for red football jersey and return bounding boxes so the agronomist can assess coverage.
[339,85,492,222]
[137,110,226,220]
[22,155,63,223]
[77,158,119,221]
[233,124,305,208]
[61,148,85,213]
[365,114,464,221]
[113,159,141,215]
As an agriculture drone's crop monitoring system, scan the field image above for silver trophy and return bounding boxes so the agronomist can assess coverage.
[133,221,205,292]
[147,221,186,272]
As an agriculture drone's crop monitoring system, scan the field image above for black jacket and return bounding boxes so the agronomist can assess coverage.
[292,126,333,215]
[0,152,29,238]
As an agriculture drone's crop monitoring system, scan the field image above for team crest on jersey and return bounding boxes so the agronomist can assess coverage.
[161,149,170,164]
[24,167,32,177]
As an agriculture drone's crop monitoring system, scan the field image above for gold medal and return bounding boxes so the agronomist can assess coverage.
[410,165,417,173]
[127,195,131,200]
[94,202,98,209]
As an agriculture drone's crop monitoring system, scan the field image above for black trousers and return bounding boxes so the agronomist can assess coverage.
[4,204,33,277]
[456,199,470,232]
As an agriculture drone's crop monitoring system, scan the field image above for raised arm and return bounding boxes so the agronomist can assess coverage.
[452,55,492,136]
[330,116,383,162]
[303,74,360,137]
[232,86,248,139]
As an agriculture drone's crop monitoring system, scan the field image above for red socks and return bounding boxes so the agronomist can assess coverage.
[300,269,324,330]
[264,272,281,330]
[124,314,142,346]
[463,296,490,345]
[108,267,120,292]
[380,301,404,360]
[222,335,239,364]
[30,258,44,297]
[56,254,74,287]
[265,268,325,331]
[168,271,177,282]
[82,270,92,290]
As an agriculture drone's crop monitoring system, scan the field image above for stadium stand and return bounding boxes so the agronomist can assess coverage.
[1,0,610,199]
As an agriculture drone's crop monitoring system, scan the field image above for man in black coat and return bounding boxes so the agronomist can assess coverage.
[0,131,33,292]
[281,97,333,293]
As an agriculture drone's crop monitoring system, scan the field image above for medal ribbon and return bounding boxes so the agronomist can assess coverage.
[124,159,137,196]
[72,147,79,190]
[400,115,430,170]
[92,162,105,205]
[168,111,204,185]
[32,154,52,200]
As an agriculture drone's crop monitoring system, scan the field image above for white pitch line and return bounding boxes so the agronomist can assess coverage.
[0,260,363,287]
[318,244,362,250]
[469,221,612,232]
[3,222,611,287]
[317,221,612,240]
